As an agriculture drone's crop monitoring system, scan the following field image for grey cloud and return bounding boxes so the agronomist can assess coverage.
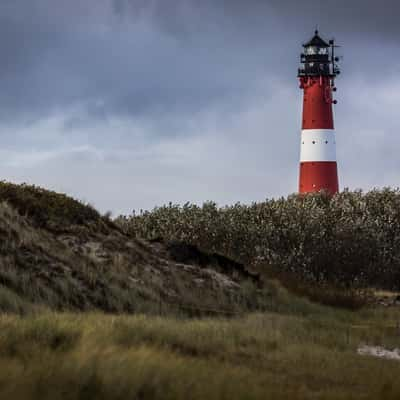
[112,0,400,39]
[0,0,396,125]
[0,0,277,124]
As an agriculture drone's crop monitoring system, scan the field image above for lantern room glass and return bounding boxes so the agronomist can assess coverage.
[305,46,328,55]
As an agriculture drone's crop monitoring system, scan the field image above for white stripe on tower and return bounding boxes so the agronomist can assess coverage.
[300,129,337,162]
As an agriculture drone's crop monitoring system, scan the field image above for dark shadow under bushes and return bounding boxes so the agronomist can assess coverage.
[119,189,400,291]
[162,240,260,283]
[258,267,371,310]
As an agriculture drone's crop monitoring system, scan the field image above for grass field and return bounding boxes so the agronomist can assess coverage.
[1,183,400,398]
[1,300,400,399]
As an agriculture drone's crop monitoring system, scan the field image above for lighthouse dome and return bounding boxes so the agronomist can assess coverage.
[303,31,330,48]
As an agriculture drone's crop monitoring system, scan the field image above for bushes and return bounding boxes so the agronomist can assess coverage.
[0,181,102,230]
[120,189,400,290]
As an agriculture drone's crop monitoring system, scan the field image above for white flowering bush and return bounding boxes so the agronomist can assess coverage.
[118,189,400,289]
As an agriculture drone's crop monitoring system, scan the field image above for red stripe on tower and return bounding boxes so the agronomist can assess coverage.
[298,31,340,195]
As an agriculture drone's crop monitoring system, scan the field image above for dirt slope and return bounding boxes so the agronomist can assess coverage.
[0,183,261,314]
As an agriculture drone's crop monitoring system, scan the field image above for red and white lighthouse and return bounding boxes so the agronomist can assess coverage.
[298,31,340,195]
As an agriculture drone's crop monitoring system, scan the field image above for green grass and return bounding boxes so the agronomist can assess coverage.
[0,305,400,399]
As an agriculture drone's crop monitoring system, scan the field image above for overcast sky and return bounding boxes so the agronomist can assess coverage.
[0,0,399,214]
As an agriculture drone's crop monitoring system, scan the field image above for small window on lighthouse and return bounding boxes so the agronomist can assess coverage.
[305,46,317,55]
[318,48,328,55]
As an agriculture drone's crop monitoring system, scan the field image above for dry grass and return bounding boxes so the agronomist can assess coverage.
[0,198,267,315]
[1,182,400,398]
[0,306,400,399]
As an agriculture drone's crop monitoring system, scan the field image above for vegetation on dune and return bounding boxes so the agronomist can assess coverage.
[0,181,392,311]
[0,308,400,399]
[0,181,106,231]
[0,183,269,315]
[0,182,400,398]
[119,189,400,290]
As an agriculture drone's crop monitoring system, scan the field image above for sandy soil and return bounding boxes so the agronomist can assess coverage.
[358,345,400,361]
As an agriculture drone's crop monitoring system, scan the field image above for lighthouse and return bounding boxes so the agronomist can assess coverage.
[298,31,341,194]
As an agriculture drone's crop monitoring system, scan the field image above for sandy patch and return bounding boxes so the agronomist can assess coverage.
[358,345,400,361]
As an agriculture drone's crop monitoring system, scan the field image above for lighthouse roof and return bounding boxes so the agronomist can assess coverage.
[303,30,330,48]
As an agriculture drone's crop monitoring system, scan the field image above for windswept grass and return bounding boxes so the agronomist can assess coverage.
[0,306,400,399]
[0,184,274,315]
[0,181,107,230]
[0,182,399,398]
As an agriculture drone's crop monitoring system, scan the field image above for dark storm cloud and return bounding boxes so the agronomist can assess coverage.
[112,0,400,38]
[0,0,269,124]
[267,0,400,38]
[0,0,398,124]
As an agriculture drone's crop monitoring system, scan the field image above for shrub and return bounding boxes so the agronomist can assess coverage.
[120,189,400,290]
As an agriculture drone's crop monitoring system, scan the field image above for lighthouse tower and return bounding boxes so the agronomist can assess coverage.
[298,31,341,194]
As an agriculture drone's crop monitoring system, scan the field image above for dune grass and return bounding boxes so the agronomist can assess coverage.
[0,304,400,399]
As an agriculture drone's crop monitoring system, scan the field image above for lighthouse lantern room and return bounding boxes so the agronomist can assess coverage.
[298,31,340,195]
